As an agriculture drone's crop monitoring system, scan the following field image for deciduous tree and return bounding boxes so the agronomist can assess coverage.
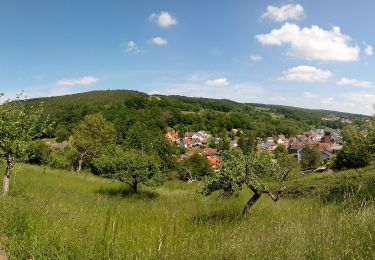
[71,113,116,171]
[0,94,49,195]
[201,149,298,216]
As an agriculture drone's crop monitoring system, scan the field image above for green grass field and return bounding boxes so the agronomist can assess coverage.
[0,165,374,259]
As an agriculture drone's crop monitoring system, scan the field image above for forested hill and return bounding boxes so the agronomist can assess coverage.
[29,89,369,141]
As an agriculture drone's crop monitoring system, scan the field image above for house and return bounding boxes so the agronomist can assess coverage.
[207,156,220,169]
[202,148,217,157]
[192,131,211,145]
[165,128,180,145]
[322,132,333,144]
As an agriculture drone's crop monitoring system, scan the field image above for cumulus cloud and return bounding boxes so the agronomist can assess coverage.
[149,37,168,46]
[337,77,374,88]
[261,4,304,22]
[278,66,332,82]
[363,42,373,56]
[250,54,262,61]
[149,11,177,28]
[303,91,318,98]
[256,23,360,62]
[205,78,230,86]
[57,76,98,87]
[124,41,140,53]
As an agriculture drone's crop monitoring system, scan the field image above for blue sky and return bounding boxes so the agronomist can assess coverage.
[1,0,375,115]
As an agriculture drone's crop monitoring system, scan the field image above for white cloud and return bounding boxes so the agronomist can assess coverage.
[278,66,332,82]
[337,77,374,88]
[303,91,318,98]
[124,41,140,53]
[256,23,360,62]
[149,11,177,28]
[346,92,375,112]
[261,4,304,22]
[57,76,98,87]
[363,42,373,56]
[250,54,262,61]
[205,78,230,86]
[149,37,168,46]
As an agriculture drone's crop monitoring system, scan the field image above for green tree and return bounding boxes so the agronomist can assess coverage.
[300,144,321,169]
[0,94,49,195]
[26,140,52,166]
[201,149,298,216]
[71,113,117,171]
[237,130,257,154]
[179,153,213,181]
[93,148,165,192]
[274,144,288,159]
[124,122,177,172]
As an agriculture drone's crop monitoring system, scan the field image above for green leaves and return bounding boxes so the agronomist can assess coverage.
[93,147,166,191]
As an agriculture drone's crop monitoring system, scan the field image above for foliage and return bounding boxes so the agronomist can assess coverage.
[201,149,301,215]
[71,113,117,171]
[25,140,51,166]
[274,144,288,159]
[49,147,77,170]
[179,153,213,181]
[27,90,369,144]
[0,93,50,194]
[300,144,321,169]
[333,134,370,170]
[237,130,257,154]
[92,148,166,192]
[124,122,177,172]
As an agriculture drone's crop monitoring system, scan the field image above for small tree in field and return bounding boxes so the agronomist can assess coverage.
[201,149,299,216]
[71,113,116,171]
[0,94,49,195]
[93,147,165,192]
[300,144,321,169]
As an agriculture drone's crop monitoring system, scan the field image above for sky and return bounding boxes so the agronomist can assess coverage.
[1,0,375,115]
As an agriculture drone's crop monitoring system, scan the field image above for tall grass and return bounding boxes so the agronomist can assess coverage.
[0,164,374,259]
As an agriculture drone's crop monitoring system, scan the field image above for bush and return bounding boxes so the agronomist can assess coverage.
[49,147,77,170]
[26,140,52,165]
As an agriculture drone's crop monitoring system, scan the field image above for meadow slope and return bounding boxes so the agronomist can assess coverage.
[0,165,374,259]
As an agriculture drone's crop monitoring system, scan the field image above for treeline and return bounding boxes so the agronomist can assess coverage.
[28,90,368,143]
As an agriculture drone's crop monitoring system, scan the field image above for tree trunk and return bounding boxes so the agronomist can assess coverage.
[242,193,261,217]
[132,182,138,193]
[2,153,13,196]
[77,155,83,172]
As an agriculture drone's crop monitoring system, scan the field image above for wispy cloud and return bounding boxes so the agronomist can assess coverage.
[250,54,262,62]
[261,4,304,22]
[57,76,99,87]
[337,77,374,88]
[278,66,332,82]
[123,41,140,54]
[205,78,230,86]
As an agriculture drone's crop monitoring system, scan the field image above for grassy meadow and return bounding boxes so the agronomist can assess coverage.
[0,164,374,259]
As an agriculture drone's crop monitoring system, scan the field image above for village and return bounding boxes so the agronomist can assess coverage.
[166,127,343,171]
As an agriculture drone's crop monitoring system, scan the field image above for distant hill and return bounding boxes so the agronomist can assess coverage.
[29,89,370,141]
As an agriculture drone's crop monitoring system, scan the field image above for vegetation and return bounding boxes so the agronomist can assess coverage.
[27,90,370,142]
[0,164,374,259]
[179,152,213,181]
[0,94,49,195]
[201,149,300,216]
[71,113,117,172]
[333,122,374,170]
[93,148,165,192]
[300,144,321,170]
